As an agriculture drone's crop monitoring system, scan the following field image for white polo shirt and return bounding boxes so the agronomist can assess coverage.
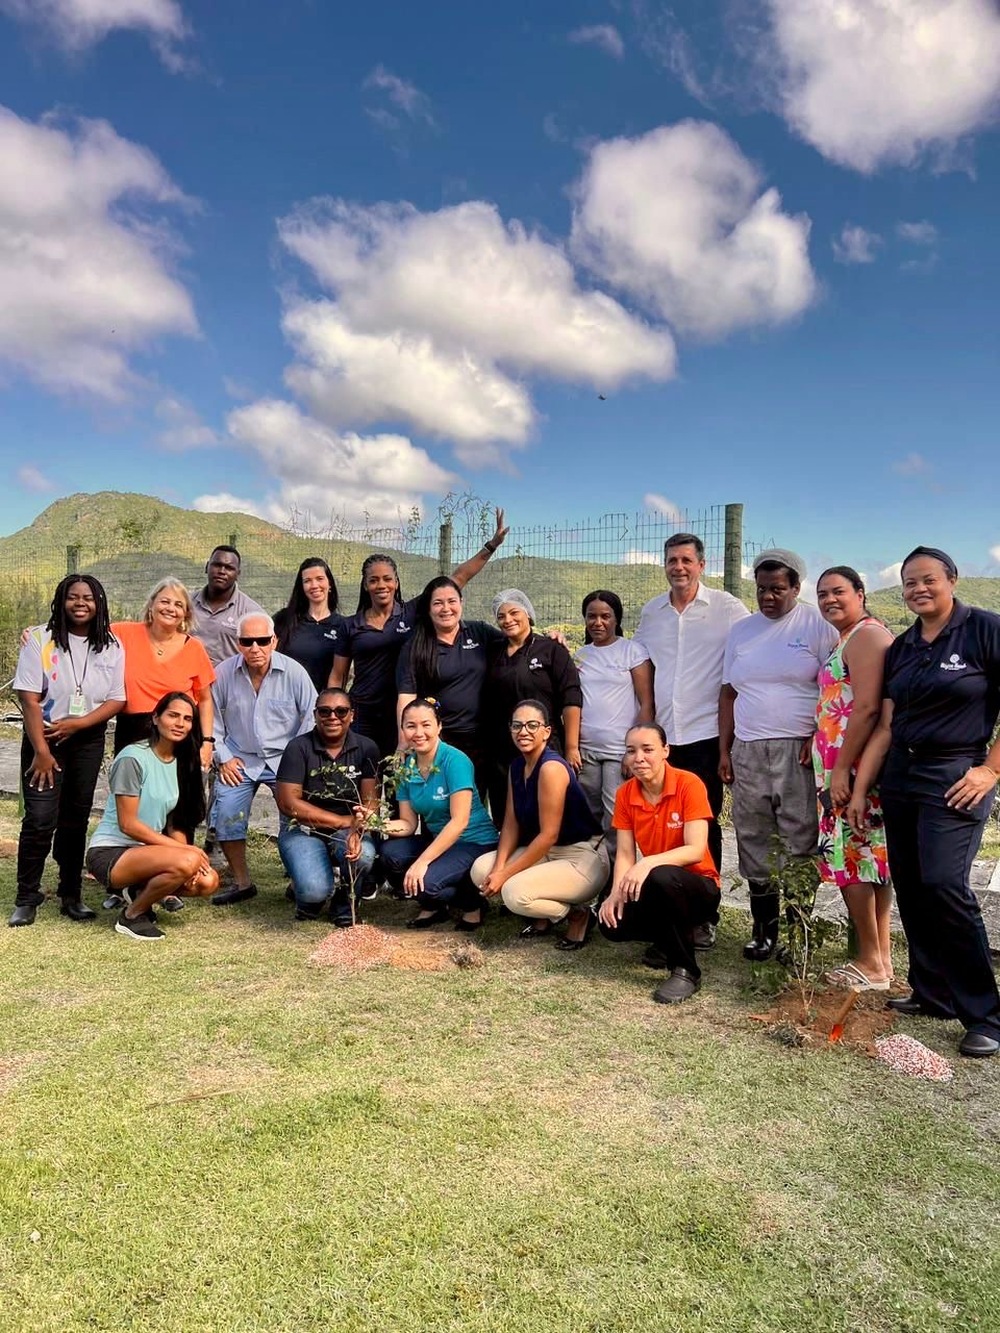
[722,603,838,741]
[635,583,749,746]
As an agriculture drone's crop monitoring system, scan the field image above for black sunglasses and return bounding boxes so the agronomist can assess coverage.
[238,636,272,647]
[315,705,352,719]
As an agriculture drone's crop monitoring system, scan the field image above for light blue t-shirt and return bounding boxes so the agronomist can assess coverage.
[395,741,497,846]
[89,742,180,848]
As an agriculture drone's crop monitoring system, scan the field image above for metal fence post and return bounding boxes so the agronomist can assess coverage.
[228,532,238,549]
[723,504,743,598]
[66,545,80,575]
[438,519,453,575]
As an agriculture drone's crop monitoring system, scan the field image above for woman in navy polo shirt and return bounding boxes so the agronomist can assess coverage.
[380,698,498,931]
[850,546,1000,1059]
[273,558,343,692]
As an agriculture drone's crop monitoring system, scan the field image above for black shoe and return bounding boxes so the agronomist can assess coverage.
[554,906,595,951]
[693,922,717,951]
[115,909,165,941]
[518,920,554,939]
[102,893,124,911]
[959,1031,1000,1059]
[641,944,669,970]
[653,967,700,1004]
[406,907,450,930]
[211,884,258,907]
[59,900,97,922]
[454,898,487,932]
[160,895,184,913]
[886,994,955,1019]
[294,906,324,922]
[743,921,778,962]
[8,903,37,927]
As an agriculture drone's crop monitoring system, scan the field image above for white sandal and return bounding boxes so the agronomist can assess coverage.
[824,962,890,992]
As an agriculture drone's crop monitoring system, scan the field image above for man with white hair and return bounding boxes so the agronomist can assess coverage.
[209,612,317,905]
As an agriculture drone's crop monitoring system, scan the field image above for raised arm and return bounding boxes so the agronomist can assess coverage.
[449,507,509,590]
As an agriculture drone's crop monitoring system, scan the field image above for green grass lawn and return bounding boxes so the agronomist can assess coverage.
[2,804,999,1333]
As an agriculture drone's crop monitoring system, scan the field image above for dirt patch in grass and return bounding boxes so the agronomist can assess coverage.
[0,1054,42,1095]
[307,923,484,974]
[0,838,17,858]
[750,985,896,1052]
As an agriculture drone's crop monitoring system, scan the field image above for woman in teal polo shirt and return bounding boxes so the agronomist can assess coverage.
[380,697,498,931]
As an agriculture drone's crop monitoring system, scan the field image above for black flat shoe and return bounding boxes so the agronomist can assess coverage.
[406,907,451,931]
[211,884,258,907]
[59,900,97,922]
[519,921,553,939]
[959,1031,1000,1059]
[8,904,37,927]
[454,899,487,932]
[554,907,595,951]
[886,994,955,1019]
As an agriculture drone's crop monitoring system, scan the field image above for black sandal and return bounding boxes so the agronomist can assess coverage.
[519,920,554,939]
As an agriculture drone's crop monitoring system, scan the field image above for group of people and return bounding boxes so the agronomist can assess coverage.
[8,524,1000,1059]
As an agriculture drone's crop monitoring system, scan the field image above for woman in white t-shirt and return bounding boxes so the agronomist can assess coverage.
[85,692,219,942]
[719,550,838,962]
[574,590,654,853]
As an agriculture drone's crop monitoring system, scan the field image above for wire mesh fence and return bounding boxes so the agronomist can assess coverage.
[0,498,759,685]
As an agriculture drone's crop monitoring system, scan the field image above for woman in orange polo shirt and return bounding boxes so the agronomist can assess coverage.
[598,723,721,1004]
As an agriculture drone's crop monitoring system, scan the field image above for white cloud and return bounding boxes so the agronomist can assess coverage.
[0,0,190,68]
[763,0,1000,173]
[155,395,217,450]
[876,561,903,587]
[0,106,198,398]
[191,491,263,518]
[220,398,459,527]
[644,492,684,524]
[891,452,931,476]
[622,549,663,566]
[832,223,881,264]
[363,65,436,132]
[276,197,676,463]
[568,24,625,59]
[897,220,938,246]
[570,121,817,338]
[16,464,55,493]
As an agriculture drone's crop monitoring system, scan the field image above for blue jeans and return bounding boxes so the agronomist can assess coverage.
[213,764,287,842]
[380,834,494,910]
[278,825,377,909]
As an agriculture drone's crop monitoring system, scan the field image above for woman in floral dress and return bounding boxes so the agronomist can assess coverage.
[813,567,895,989]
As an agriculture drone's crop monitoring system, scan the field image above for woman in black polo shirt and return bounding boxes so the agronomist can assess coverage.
[482,588,583,828]
[850,546,1000,1059]
[273,558,344,692]
[396,577,503,797]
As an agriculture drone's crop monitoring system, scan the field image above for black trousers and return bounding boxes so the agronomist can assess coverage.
[669,736,724,892]
[598,866,721,980]
[882,751,1000,1037]
[16,728,106,907]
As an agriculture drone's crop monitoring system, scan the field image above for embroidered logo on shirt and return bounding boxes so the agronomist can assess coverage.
[940,653,968,672]
[396,621,409,634]
[433,785,447,800]
[669,811,682,824]
[786,638,810,650]
[461,639,478,650]
[528,657,543,670]
[324,629,338,640]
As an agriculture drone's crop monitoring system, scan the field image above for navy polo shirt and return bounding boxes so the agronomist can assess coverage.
[275,727,380,816]
[340,596,420,709]
[396,620,503,733]
[273,610,345,692]
[885,602,1000,752]
[484,633,583,751]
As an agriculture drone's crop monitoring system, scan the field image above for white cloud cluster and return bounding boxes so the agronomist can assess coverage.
[570,121,816,338]
[193,399,458,528]
[155,395,217,450]
[764,0,1000,172]
[897,221,938,246]
[0,106,197,397]
[16,465,55,493]
[989,545,1000,566]
[832,223,881,265]
[568,24,625,59]
[363,65,437,133]
[0,0,189,67]
[276,198,676,463]
[644,492,684,524]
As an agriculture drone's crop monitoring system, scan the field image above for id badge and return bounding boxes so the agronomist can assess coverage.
[68,693,87,717]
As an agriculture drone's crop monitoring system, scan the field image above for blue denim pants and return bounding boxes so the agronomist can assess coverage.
[379,834,495,910]
[278,824,377,909]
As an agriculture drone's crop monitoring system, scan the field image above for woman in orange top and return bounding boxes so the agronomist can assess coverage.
[598,723,720,1005]
[113,579,215,776]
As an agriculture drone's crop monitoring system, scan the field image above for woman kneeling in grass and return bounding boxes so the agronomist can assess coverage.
[85,692,219,941]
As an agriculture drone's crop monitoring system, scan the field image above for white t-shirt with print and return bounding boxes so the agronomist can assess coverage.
[722,603,838,741]
[575,637,650,758]
[14,627,126,725]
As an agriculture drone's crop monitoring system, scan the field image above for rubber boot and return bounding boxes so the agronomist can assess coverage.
[743,881,779,961]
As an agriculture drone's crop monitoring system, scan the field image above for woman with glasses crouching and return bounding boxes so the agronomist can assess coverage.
[380,698,498,931]
[471,700,609,948]
[598,723,721,1003]
[276,690,380,926]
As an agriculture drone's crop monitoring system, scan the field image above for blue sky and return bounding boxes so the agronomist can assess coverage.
[0,0,998,586]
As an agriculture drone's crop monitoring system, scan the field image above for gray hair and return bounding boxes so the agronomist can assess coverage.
[237,611,275,637]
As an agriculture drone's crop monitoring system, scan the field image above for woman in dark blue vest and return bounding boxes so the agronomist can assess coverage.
[471,699,609,948]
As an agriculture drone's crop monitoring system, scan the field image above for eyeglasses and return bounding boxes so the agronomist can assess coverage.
[315,706,352,719]
[238,636,272,647]
[510,719,546,733]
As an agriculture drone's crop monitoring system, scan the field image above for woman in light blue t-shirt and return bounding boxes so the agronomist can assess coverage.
[380,697,498,932]
[86,692,219,942]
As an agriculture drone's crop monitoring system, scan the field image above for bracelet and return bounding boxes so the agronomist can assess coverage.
[203,736,216,744]
[483,540,498,555]
[983,764,1000,781]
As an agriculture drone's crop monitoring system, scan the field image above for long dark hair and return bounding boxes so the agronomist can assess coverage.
[582,589,624,643]
[408,576,462,696]
[355,553,404,615]
[47,574,115,653]
[149,692,206,837]
[276,558,339,649]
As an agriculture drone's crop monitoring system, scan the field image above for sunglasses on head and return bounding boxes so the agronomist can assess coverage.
[238,636,272,647]
[315,705,352,719]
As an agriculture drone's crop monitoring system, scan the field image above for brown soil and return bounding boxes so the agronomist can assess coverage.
[307,923,478,974]
[0,838,17,858]
[749,985,896,1053]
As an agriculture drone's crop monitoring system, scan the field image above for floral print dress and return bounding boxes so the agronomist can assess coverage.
[813,619,890,888]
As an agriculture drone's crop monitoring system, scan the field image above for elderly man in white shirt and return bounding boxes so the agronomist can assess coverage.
[635,533,749,925]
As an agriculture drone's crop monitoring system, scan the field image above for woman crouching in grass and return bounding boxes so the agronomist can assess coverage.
[85,692,219,941]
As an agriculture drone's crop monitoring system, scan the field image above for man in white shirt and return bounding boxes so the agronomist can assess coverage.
[635,533,749,894]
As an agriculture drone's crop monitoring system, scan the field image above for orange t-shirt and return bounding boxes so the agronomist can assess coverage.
[113,621,215,715]
[612,767,719,884]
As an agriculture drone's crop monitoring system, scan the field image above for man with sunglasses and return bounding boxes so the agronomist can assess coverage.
[275,690,380,924]
[209,613,317,906]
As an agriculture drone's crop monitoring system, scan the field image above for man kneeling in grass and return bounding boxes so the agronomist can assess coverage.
[85,692,219,941]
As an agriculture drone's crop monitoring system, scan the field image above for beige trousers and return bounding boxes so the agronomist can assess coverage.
[471,837,610,921]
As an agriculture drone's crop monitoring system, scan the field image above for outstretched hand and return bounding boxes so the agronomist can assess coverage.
[489,507,509,550]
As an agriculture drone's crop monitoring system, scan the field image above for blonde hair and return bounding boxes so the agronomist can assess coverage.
[143,578,195,635]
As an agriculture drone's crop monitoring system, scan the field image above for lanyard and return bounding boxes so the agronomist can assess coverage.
[66,636,91,697]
